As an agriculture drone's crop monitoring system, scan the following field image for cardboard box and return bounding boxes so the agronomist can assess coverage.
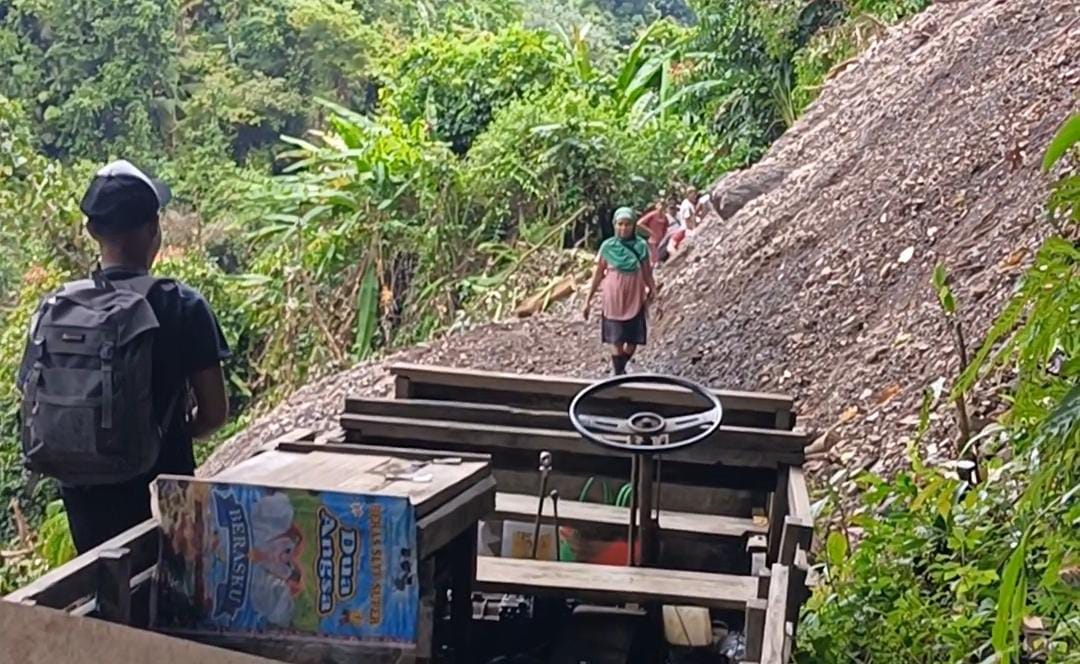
[153,477,418,647]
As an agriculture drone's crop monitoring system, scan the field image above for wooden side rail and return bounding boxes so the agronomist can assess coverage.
[743,553,810,663]
[389,363,796,430]
[780,466,813,565]
[494,492,766,540]
[340,414,808,469]
[767,465,814,565]
[346,397,573,430]
[5,520,158,625]
[475,557,757,611]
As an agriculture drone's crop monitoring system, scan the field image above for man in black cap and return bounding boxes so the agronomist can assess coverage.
[23,159,232,552]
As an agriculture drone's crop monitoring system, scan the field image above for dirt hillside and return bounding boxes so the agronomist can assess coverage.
[204,0,1080,489]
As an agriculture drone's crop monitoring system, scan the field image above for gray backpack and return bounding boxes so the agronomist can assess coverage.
[20,271,179,485]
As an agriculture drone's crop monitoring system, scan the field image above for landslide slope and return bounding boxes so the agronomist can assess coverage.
[205,0,1079,481]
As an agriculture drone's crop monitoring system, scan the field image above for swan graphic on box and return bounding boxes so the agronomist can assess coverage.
[153,477,418,645]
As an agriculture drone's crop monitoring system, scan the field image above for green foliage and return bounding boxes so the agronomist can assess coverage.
[174,49,307,166]
[287,0,382,110]
[0,265,70,544]
[1044,113,1080,229]
[381,26,570,154]
[37,499,75,568]
[232,105,468,392]
[0,97,94,296]
[931,263,956,316]
[0,0,180,163]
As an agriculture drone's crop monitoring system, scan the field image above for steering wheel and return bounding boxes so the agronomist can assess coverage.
[569,374,723,454]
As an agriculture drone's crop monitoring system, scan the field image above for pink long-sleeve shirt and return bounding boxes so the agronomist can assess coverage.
[598,256,652,321]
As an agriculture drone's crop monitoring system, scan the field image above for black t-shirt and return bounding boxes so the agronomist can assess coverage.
[18,266,231,479]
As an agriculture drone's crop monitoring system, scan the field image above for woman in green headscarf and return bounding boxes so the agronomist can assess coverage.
[582,207,657,375]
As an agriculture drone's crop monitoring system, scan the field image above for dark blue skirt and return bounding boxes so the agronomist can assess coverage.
[601,309,647,345]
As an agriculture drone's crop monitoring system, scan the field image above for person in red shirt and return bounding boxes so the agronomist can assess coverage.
[583,207,657,375]
[635,200,668,267]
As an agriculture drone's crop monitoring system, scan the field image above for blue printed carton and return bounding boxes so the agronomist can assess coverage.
[153,477,418,646]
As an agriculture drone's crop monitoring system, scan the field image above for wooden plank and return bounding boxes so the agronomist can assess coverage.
[416,475,496,557]
[761,564,789,664]
[747,535,768,578]
[346,397,573,430]
[778,465,813,565]
[388,363,795,426]
[779,515,814,566]
[787,466,812,520]
[743,597,768,661]
[209,450,490,518]
[489,466,761,513]
[447,525,478,662]
[787,549,809,624]
[766,467,790,564]
[394,374,413,399]
[277,440,492,464]
[345,432,784,491]
[5,520,158,609]
[494,492,766,539]
[756,566,771,600]
[475,557,757,610]
[0,602,278,664]
[339,414,808,465]
[95,548,131,625]
[267,427,317,446]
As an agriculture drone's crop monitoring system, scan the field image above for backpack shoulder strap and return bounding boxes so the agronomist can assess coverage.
[114,275,175,298]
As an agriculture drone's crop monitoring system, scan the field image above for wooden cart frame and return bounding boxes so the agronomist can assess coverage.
[5,363,816,663]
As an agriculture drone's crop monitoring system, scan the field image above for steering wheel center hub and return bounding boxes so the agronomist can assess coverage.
[627,411,665,435]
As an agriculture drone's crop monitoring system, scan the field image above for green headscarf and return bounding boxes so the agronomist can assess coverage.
[601,207,648,272]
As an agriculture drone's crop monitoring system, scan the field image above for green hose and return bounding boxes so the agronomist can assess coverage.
[615,483,633,508]
[580,476,614,504]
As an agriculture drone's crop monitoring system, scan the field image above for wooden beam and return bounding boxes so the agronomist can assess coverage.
[343,433,782,491]
[276,440,493,464]
[787,548,810,625]
[417,475,496,557]
[446,526,478,662]
[743,597,768,661]
[475,557,757,610]
[779,465,814,565]
[394,374,413,399]
[490,465,760,516]
[389,363,794,415]
[346,397,572,430]
[95,548,131,625]
[494,492,765,539]
[339,414,808,467]
[5,520,158,609]
[761,564,789,664]
[787,466,812,520]
[747,535,768,577]
[766,467,790,564]
[388,363,796,430]
[779,515,814,566]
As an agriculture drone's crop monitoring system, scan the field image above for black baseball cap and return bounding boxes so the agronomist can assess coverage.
[80,160,171,234]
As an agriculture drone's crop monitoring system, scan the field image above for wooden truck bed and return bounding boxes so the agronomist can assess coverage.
[4,363,815,664]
